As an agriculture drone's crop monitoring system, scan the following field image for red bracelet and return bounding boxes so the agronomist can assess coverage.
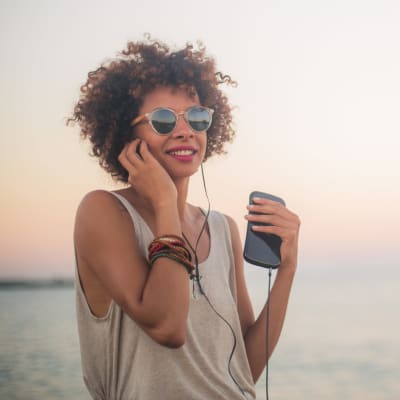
[147,235,194,277]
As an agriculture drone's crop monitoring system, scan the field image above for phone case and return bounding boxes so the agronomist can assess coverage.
[243,191,286,269]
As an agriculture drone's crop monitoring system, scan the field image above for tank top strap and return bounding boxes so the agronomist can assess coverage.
[108,191,154,250]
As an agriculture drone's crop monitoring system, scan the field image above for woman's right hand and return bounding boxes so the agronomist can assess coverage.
[118,139,177,209]
[75,139,188,348]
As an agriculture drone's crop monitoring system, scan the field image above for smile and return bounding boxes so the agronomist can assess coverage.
[168,149,196,156]
[166,147,198,161]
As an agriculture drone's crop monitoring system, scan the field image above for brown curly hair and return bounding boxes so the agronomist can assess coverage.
[67,36,237,183]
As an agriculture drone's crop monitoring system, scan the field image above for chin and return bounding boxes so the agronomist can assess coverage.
[167,164,200,180]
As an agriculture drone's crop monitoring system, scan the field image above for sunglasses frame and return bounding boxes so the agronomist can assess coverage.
[131,106,214,135]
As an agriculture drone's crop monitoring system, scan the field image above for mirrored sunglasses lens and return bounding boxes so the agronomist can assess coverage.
[151,109,176,134]
[187,107,212,131]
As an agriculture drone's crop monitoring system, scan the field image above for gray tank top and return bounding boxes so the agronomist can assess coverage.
[75,192,256,399]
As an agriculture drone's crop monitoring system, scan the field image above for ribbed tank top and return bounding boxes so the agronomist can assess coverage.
[75,192,256,399]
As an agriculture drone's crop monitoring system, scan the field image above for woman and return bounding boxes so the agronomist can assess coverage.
[69,37,300,399]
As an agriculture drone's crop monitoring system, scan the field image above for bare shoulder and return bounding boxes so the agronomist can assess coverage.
[76,190,125,218]
[223,214,254,332]
[222,213,237,228]
[74,190,139,317]
[75,190,129,230]
[222,213,241,246]
[222,212,244,264]
[74,190,136,260]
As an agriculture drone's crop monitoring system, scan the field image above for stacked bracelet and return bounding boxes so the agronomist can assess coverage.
[148,235,195,278]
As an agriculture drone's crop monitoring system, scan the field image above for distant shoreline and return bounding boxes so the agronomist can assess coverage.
[0,279,74,289]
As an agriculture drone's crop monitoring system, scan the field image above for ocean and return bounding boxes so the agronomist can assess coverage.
[0,265,399,400]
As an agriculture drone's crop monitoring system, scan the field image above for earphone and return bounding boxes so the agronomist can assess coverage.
[184,163,248,398]
[192,164,275,400]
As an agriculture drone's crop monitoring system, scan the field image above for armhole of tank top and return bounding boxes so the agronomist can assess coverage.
[108,192,142,232]
[220,212,239,303]
[74,245,115,321]
[74,191,142,321]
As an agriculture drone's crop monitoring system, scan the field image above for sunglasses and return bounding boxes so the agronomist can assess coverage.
[131,106,214,135]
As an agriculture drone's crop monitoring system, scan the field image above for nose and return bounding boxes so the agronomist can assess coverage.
[171,114,194,139]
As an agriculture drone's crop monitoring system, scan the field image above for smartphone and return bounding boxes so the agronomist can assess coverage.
[243,191,286,269]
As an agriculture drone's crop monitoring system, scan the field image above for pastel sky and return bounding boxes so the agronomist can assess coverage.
[1,0,399,278]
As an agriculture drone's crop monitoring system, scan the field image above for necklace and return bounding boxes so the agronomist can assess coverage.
[181,231,194,250]
[182,231,204,295]
[182,205,209,295]
[181,206,205,260]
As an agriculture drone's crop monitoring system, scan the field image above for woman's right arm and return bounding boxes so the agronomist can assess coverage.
[75,143,190,348]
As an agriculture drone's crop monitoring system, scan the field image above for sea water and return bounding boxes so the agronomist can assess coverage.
[250,265,400,399]
[0,265,399,400]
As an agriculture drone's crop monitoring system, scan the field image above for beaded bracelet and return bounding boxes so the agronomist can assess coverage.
[150,234,186,246]
[147,235,194,278]
[149,251,195,278]
[148,240,191,262]
[148,235,191,258]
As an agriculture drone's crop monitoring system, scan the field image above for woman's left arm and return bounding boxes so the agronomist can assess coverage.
[226,197,300,382]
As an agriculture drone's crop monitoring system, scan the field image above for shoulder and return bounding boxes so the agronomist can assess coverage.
[76,190,125,218]
[209,211,242,251]
[221,213,237,230]
[74,190,131,237]
[220,213,240,242]
[74,190,141,268]
[208,210,237,229]
[77,189,121,208]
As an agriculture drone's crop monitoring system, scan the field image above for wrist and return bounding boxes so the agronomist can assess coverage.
[277,262,297,276]
[152,196,178,211]
[154,204,181,236]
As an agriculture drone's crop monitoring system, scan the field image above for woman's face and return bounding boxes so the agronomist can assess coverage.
[133,86,208,180]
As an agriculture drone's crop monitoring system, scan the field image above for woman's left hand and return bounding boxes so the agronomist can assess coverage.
[245,197,301,270]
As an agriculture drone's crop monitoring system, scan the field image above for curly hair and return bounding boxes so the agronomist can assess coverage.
[67,36,237,183]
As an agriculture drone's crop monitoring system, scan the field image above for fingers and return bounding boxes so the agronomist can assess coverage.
[137,139,154,162]
[245,213,295,229]
[118,139,146,169]
[248,197,299,221]
[246,196,301,269]
[117,140,143,184]
[245,197,301,238]
[127,139,144,162]
[251,223,299,243]
[250,197,298,218]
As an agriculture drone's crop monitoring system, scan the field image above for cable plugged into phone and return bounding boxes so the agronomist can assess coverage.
[243,191,286,400]
[265,266,272,400]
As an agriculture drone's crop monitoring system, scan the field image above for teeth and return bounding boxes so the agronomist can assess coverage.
[170,150,194,156]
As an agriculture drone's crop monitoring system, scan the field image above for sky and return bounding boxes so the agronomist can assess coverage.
[0,0,399,278]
